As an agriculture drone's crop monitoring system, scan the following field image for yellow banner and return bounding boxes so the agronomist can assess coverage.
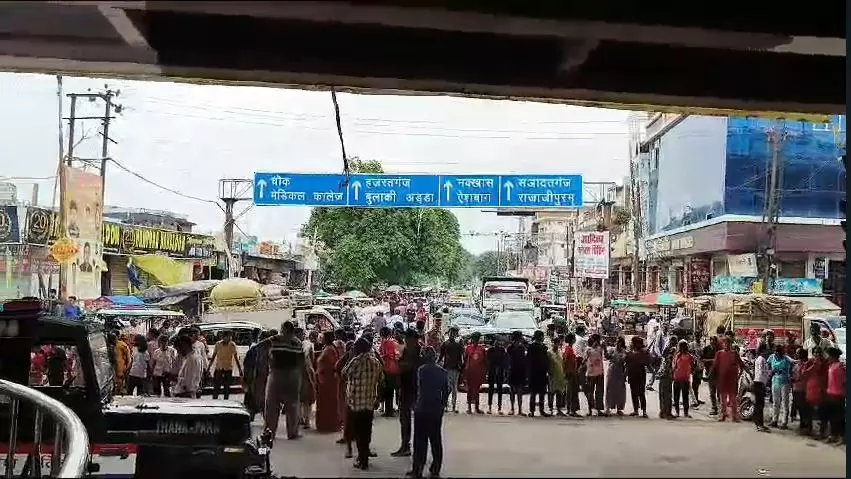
[60,166,104,299]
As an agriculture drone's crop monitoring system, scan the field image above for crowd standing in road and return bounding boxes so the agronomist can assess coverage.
[90,292,845,477]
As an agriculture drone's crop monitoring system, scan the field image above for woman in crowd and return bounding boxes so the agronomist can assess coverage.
[315,331,340,433]
[114,333,132,394]
[791,348,811,434]
[547,335,567,416]
[802,346,828,437]
[583,334,605,417]
[379,326,401,417]
[604,336,627,416]
[823,347,845,444]
[625,336,650,418]
[711,336,742,422]
[672,340,694,418]
[332,329,349,433]
[463,332,486,415]
[126,334,151,396]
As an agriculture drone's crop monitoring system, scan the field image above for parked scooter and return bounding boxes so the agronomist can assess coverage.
[737,358,756,421]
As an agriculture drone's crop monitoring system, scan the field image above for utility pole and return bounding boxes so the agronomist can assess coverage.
[761,123,787,289]
[66,94,77,166]
[65,88,121,173]
[495,231,503,275]
[306,227,319,290]
[218,179,253,278]
[629,157,642,296]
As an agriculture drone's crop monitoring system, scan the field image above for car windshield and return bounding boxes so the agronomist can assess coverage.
[452,316,485,327]
[503,302,533,311]
[486,292,524,302]
[824,317,846,330]
[492,312,536,329]
[88,332,114,392]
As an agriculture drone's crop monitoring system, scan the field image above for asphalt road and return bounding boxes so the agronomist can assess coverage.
[263,389,846,478]
[75,386,844,478]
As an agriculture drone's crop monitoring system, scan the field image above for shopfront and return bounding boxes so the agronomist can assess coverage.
[641,221,845,299]
[101,221,217,294]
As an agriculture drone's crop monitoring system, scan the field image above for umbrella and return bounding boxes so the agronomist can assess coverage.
[638,292,686,307]
[343,290,367,299]
[386,285,403,292]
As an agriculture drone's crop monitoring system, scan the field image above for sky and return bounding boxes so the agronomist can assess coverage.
[0,72,631,254]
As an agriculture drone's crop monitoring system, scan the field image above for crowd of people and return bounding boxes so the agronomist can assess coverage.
[46,295,837,477]
[231,308,844,477]
[108,322,239,399]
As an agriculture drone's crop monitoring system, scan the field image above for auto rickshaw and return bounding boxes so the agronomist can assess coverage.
[0,299,271,478]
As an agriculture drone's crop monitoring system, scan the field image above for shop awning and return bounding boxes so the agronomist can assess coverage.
[796,296,842,316]
[639,292,687,306]
[102,295,145,307]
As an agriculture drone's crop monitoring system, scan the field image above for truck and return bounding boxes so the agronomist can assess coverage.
[0,299,271,478]
[478,276,532,317]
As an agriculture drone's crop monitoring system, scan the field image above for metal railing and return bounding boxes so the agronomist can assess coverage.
[0,379,89,478]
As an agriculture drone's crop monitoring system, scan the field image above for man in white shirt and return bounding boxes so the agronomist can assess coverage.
[804,326,835,358]
[573,324,589,358]
[372,311,387,333]
[173,335,204,398]
[389,313,406,331]
[189,327,209,369]
[752,344,771,432]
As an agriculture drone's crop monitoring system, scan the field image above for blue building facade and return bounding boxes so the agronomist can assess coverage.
[648,115,846,235]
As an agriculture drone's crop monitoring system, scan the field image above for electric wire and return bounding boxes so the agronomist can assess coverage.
[107,157,221,207]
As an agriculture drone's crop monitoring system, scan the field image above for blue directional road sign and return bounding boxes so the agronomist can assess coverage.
[254,173,348,207]
[439,175,500,208]
[348,174,441,208]
[254,172,583,208]
[499,175,583,208]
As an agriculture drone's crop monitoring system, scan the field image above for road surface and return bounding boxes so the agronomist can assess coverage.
[263,391,846,478]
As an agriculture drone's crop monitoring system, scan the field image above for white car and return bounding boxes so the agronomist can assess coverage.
[488,311,540,338]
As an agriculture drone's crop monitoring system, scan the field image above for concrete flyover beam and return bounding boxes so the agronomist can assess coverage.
[0,1,844,115]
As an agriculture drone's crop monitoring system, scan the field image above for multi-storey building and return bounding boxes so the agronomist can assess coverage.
[532,211,572,268]
[630,113,846,310]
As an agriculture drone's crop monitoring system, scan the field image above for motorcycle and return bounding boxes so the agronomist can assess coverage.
[737,359,756,421]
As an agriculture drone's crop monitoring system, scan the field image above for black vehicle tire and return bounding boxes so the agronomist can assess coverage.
[738,397,755,422]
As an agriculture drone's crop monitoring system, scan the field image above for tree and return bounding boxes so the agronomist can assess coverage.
[470,250,518,279]
[302,159,465,290]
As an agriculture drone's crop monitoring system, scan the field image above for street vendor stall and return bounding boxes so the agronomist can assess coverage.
[611,299,657,337]
[702,294,806,341]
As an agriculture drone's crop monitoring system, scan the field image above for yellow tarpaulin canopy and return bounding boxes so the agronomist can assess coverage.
[131,255,193,286]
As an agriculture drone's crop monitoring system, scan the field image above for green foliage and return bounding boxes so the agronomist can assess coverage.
[469,250,518,279]
[613,207,631,227]
[302,159,464,291]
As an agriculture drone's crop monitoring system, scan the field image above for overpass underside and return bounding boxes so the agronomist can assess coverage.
[0,1,845,114]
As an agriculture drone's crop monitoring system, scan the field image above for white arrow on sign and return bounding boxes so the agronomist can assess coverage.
[256,179,267,199]
[443,181,453,202]
[503,180,514,201]
[351,181,362,201]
